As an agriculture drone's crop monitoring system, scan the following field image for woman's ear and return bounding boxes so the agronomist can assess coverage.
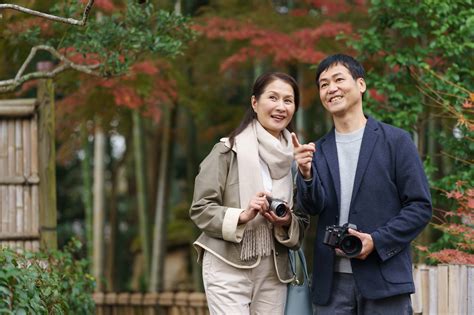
[251,95,258,112]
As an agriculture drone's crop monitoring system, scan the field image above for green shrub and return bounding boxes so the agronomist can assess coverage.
[0,238,95,314]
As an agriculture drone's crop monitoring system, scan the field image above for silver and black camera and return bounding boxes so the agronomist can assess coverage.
[266,196,288,217]
[323,223,362,258]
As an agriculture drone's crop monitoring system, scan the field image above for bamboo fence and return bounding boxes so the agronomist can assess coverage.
[0,99,40,251]
[94,264,474,315]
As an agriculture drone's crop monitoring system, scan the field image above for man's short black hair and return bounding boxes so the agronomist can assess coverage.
[315,54,365,88]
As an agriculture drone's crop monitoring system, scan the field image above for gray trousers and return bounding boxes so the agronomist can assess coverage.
[314,273,412,315]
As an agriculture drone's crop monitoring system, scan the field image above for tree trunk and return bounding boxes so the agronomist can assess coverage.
[80,122,93,268]
[133,110,151,281]
[93,122,106,292]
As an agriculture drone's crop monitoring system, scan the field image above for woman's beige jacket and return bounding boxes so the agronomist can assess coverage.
[190,141,310,283]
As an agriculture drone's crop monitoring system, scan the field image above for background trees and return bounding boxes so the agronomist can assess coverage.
[0,0,472,294]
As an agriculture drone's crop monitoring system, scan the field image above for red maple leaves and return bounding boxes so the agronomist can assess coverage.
[194,17,353,71]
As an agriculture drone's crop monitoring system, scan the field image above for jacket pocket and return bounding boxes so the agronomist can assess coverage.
[380,248,412,283]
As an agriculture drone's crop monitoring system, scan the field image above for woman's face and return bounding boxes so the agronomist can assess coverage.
[251,79,296,138]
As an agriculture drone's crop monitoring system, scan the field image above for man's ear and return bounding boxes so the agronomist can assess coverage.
[358,78,367,94]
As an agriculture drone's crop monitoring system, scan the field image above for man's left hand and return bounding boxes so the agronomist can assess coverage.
[348,228,374,260]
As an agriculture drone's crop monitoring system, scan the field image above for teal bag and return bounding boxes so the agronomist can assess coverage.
[285,248,313,315]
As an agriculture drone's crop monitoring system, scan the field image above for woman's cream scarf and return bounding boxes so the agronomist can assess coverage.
[235,120,294,260]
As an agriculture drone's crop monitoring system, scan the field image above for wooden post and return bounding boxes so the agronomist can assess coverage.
[37,78,57,250]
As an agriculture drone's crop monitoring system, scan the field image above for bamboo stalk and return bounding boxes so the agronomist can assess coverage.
[0,121,7,178]
[24,183,31,237]
[15,120,23,177]
[8,186,15,234]
[0,232,40,240]
[1,186,6,233]
[30,116,38,180]
[0,99,36,117]
[31,185,39,236]
[7,120,15,177]
[16,186,23,235]
[23,120,31,179]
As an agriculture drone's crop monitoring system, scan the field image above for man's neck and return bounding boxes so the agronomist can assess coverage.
[333,112,367,134]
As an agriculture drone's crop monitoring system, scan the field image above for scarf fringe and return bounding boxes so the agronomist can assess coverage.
[240,223,274,261]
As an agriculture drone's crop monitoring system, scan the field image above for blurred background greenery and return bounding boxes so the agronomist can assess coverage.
[0,0,472,294]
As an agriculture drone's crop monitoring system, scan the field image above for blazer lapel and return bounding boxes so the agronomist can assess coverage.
[350,117,379,207]
[321,130,341,211]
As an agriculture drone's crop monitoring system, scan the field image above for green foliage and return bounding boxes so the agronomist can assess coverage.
[0,239,95,314]
[9,0,195,77]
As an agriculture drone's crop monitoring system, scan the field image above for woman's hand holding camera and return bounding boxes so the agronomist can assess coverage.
[239,192,269,224]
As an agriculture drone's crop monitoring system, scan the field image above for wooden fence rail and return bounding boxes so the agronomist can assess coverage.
[94,264,474,315]
[93,291,209,315]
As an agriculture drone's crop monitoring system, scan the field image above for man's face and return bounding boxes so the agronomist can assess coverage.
[318,64,366,116]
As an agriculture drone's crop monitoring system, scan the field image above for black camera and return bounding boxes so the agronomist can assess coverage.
[266,196,288,217]
[323,223,362,258]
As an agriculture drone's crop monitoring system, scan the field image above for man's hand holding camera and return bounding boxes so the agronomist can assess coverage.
[347,228,374,260]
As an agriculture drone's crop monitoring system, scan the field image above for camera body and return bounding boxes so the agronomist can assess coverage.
[266,196,288,217]
[323,223,362,258]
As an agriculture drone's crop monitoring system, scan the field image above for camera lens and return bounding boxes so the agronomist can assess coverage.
[274,203,287,217]
[340,235,362,258]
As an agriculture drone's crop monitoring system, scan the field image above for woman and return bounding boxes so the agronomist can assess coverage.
[190,72,309,314]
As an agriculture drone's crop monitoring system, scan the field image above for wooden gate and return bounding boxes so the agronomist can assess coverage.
[0,80,57,250]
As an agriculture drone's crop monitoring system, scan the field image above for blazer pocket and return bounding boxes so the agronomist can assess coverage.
[380,249,412,284]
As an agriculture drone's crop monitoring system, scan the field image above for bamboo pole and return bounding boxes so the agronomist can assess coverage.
[30,115,39,251]
[0,121,7,178]
[133,110,151,281]
[93,123,106,292]
[0,99,36,117]
[37,78,57,250]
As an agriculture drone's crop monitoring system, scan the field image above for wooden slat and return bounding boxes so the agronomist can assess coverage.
[0,99,36,117]
[429,266,438,315]
[420,267,430,315]
[448,264,460,314]
[412,266,422,314]
[468,265,474,315]
[437,264,449,314]
[460,264,468,315]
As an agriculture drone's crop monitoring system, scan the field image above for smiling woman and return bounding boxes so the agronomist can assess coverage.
[251,79,296,138]
[189,72,309,315]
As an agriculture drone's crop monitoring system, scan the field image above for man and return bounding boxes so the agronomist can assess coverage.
[292,54,432,314]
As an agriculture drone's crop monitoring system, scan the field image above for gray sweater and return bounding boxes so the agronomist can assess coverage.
[334,126,364,273]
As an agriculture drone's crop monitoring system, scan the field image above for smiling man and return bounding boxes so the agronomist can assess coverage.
[292,54,432,315]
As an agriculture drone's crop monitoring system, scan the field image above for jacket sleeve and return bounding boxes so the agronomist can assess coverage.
[371,132,432,261]
[296,159,327,216]
[189,143,245,243]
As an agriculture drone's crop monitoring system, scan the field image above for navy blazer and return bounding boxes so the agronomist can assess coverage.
[296,116,432,305]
